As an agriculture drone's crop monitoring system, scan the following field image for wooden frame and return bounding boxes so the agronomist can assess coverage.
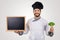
[6,16,26,32]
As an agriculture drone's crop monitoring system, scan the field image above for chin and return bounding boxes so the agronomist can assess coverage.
[34,14,40,17]
[35,15,40,17]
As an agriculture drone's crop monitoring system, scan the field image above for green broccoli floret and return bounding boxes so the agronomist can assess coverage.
[48,22,55,27]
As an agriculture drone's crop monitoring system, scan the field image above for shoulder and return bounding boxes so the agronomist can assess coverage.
[26,17,34,24]
[41,17,48,24]
[27,17,34,22]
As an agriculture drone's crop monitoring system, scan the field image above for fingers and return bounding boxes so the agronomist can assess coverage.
[50,27,54,32]
[14,31,20,33]
[14,31,23,36]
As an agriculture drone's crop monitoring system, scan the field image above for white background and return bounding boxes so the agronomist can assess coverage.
[0,0,60,40]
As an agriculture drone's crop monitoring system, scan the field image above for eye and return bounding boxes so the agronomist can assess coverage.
[38,10,39,11]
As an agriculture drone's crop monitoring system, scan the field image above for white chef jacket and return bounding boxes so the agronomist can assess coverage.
[24,17,49,40]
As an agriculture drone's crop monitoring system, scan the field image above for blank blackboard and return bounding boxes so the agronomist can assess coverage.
[7,17,25,31]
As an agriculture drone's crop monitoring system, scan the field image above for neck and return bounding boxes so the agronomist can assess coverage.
[34,16,41,20]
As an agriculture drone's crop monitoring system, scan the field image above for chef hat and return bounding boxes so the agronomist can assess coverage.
[32,1,43,10]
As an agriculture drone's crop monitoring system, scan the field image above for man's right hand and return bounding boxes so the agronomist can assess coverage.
[14,31,23,36]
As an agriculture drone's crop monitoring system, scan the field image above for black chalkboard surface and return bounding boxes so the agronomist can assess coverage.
[7,17,25,31]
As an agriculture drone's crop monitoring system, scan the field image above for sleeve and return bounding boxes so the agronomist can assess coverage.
[44,21,50,36]
[23,20,30,34]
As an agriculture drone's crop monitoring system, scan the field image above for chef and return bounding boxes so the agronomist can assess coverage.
[15,1,54,40]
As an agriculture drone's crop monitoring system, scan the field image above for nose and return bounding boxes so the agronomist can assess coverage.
[35,10,39,13]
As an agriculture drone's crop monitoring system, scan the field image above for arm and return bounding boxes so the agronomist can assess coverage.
[44,23,49,36]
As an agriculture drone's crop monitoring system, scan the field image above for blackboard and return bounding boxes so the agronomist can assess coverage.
[7,17,25,31]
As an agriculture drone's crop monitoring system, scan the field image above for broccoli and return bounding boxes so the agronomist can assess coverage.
[48,22,55,27]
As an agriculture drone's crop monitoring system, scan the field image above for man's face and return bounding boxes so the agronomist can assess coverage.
[33,8,41,17]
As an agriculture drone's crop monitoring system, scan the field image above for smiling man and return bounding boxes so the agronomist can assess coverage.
[15,1,54,40]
